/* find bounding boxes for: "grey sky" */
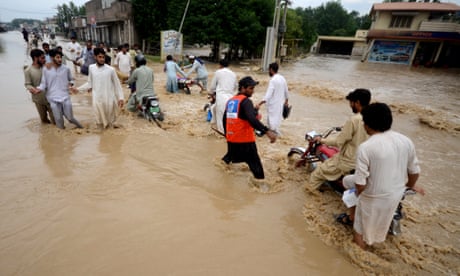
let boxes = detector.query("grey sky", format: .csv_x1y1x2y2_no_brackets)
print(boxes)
292,0,460,15
0,0,87,22
1,0,459,22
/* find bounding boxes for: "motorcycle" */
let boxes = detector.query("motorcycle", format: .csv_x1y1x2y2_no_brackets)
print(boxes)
140,96,164,127
288,126,344,191
177,77,196,94
288,126,416,235
390,188,416,235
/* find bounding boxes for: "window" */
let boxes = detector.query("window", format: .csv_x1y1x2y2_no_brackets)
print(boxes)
389,16,413,28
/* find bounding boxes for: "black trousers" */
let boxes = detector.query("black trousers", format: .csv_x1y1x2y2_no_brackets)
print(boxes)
222,142,265,179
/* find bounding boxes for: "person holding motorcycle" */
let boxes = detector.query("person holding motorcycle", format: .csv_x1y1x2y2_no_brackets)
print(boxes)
183,55,208,92
222,76,277,180
126,54,155,112
307,88,371,190
338,103,424,249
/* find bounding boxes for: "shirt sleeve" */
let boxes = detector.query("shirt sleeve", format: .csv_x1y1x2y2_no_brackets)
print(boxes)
322,118,354,148
240,98,269,134
24,68,33,90
114,53,119,66
210,73,218,92
175,64,186,77
185,62,198,77
353,145,370,186
127,69,137,85
284,80,289,100
37,70,47,91
407,140,421,175
111,68,124,100
263,79,275,102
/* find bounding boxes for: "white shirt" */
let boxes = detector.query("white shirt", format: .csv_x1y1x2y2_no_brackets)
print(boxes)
87,63,124,127
210,67,237,133
210,67,237,94
354,130,420,245
66,41,82,61
262,73,289,132
114,52,131,75
355,130,420,195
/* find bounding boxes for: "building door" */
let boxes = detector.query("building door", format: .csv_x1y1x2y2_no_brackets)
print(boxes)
413,42,440,67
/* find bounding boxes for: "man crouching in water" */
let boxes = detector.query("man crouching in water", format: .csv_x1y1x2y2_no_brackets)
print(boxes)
222,76,277,179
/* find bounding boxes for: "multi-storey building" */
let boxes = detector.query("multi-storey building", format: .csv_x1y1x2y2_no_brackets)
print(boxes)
75,0,137,47
365,2,460,67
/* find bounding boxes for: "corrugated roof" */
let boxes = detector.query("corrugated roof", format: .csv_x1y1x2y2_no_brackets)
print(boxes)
371,2,460,14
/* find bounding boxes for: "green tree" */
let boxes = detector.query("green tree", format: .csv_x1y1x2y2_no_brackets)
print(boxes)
132,0,168,45
355,14,372,29
294,7,317,50
284,9,303,40
55,1,85,36
313,1,356,36
11,19,40,29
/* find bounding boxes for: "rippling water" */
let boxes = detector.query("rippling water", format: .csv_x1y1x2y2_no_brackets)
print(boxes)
0,31,458,275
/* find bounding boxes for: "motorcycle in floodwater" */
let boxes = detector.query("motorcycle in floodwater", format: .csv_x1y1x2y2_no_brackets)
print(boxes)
287,126,416,235
140,96,164,128
177,77,197,94
288,126,345,192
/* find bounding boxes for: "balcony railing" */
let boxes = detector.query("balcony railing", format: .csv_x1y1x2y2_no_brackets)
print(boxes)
419,20,460,32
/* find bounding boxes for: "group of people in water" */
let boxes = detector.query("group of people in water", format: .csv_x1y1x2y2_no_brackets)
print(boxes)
22,33,425,251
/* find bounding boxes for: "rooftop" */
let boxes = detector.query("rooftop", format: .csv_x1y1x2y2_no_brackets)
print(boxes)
370,2,460,14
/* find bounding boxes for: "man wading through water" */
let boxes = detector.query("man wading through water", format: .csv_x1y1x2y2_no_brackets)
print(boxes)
222,76,277,180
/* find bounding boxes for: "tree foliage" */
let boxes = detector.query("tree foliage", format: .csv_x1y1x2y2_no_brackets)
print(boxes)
55,1,85,35
130,0,372,58
11,19,41,29
132,0,273,60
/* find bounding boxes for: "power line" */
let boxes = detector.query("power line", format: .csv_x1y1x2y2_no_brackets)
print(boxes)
0,6,56,15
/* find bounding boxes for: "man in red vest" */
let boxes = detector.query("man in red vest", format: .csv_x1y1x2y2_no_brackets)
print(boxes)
222,76,277,179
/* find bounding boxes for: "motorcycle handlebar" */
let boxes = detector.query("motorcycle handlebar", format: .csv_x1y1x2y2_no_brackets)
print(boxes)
305,127,342,141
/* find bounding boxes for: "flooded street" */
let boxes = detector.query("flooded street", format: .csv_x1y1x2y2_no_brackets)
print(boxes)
0,31,459,275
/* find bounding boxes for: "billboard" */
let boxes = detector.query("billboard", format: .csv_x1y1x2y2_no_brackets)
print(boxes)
368,40,415,65
160,30,182,61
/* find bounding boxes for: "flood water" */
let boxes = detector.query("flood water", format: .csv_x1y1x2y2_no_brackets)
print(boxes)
0,31,459,275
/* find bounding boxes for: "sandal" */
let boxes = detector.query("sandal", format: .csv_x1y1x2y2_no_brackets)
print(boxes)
335,213,353,226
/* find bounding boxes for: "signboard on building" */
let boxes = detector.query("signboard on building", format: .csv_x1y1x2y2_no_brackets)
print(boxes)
160,30,182,61
90,16,96,28
368,40,415,65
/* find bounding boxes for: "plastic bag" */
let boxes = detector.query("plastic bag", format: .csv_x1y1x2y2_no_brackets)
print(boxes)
282,104,292,119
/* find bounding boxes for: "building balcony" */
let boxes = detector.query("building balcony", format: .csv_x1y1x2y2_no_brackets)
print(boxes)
419,20,460,32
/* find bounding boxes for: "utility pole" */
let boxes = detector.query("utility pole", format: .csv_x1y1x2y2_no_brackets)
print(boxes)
278,0,290,62
272,0,282,61
262,0,282,71
179,0,191,34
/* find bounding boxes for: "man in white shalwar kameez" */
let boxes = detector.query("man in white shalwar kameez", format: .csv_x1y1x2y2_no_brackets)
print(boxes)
340,103,424,249
256,62,289,135
210,59,237,134
83,48,124,129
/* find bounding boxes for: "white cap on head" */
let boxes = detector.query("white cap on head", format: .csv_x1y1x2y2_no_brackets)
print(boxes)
189,55,195,59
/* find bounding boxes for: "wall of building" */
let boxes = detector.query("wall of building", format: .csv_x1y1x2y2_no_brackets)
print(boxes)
372,11,430,30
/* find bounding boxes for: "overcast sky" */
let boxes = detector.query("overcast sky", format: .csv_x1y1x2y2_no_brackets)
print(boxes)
1,0,460,22
292,0,460,15
0,0,88,22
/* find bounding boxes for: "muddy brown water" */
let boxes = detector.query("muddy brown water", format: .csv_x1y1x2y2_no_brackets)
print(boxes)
1,31,459,275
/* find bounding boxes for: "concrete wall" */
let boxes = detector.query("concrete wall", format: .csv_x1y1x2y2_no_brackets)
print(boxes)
84,0,137,47
372,11,430,30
